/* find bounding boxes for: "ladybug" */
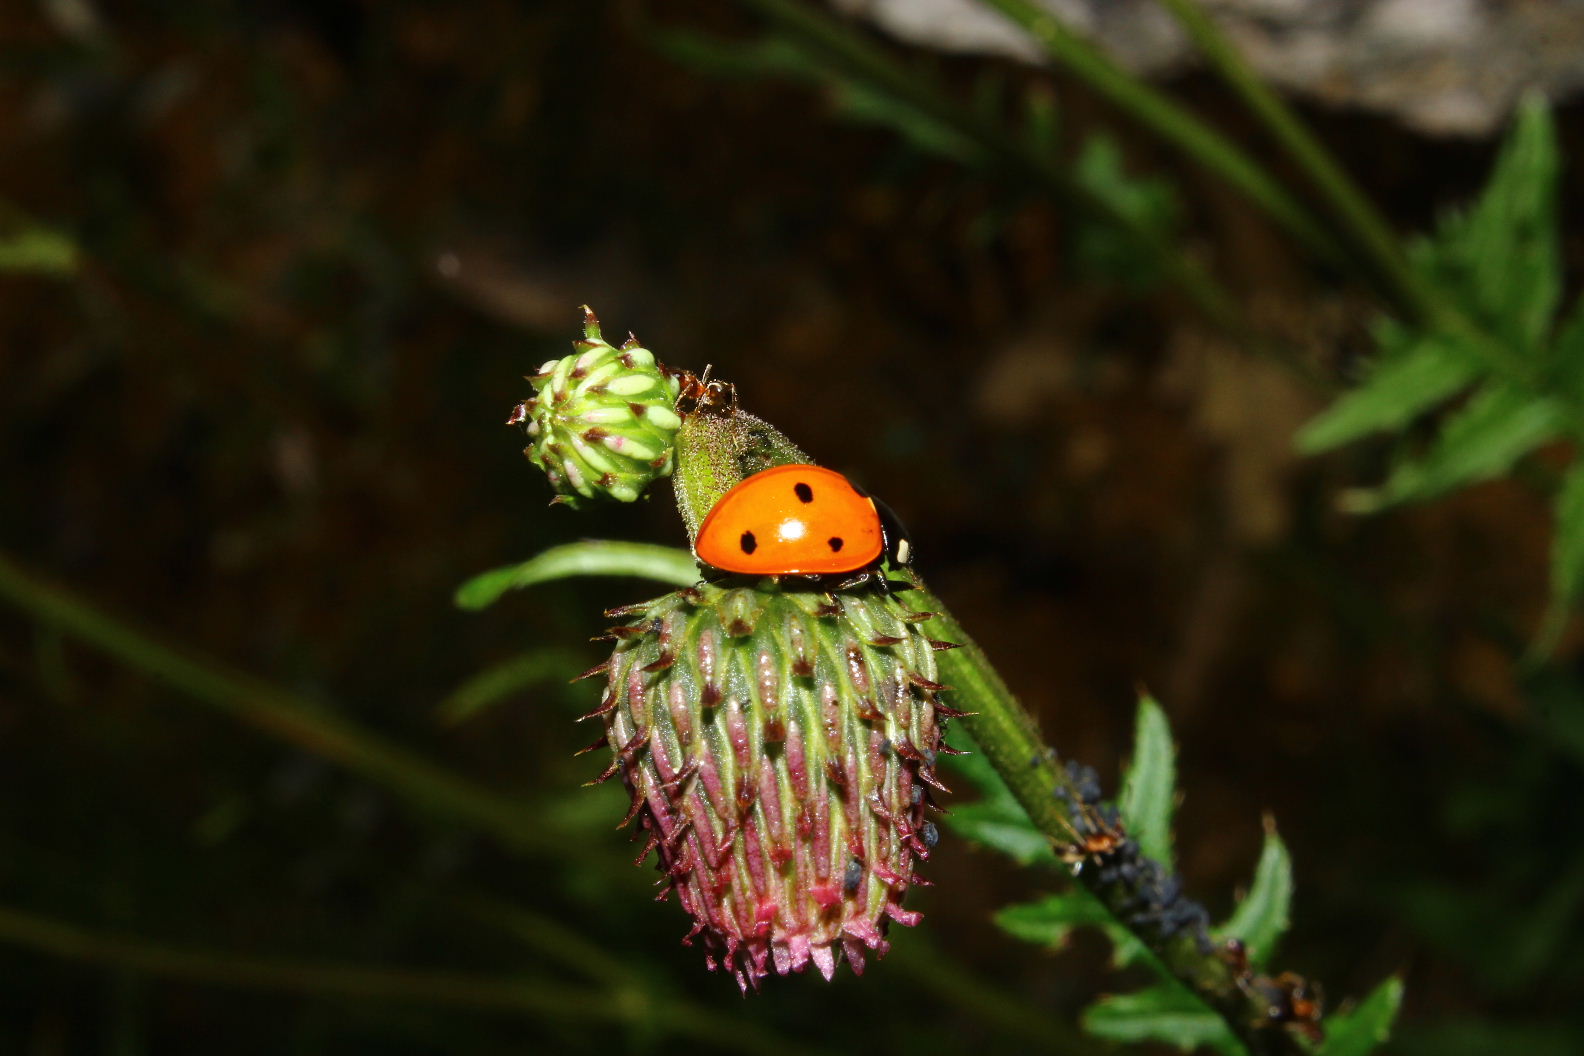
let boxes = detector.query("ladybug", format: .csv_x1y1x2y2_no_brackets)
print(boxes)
695,463,912,579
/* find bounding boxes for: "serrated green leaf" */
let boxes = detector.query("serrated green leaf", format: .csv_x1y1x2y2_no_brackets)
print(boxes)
1319,976,1404,1056
949,801,1057,866
1432,96,1560,351
1345,383,1564,512
1297,330,1478,454
1120,694,1175,864
455,542,699,610
1215,826,1292,967
1083,985,1237,1053
996,887,1150,966
995,891,1110,948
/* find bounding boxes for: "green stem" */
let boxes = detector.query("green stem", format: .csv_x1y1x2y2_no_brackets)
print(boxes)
975,0,1345,271
902,582,1314,1056
0,903,821,1056
0,549,550,854
734,0,1247,333
1149,0,1439,325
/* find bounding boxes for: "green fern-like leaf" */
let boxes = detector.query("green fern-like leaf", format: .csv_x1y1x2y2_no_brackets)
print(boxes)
1319,976,1404,1056
1215,826,1293,968
1303,98,1570,483
1425,96,1560,352
1297,326,1479,454
1299,98,1584,647
994,891,1109,949
944,728,1059,866
1343,383,1565,513
1082,985,1235,1053
1120,695,1177,864
996,889,1149,967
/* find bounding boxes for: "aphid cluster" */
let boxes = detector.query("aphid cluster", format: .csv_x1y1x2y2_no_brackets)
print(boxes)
1056,761,1212,948
1058,762,1325,1042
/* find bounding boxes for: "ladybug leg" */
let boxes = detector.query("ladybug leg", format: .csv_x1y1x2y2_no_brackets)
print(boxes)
833,570,874,593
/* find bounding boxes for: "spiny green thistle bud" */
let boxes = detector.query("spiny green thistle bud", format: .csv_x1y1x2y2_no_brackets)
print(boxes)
579,579,961,990
509,307,681,507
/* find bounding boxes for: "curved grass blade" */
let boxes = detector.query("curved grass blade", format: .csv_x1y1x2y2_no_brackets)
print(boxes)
456,542,699,611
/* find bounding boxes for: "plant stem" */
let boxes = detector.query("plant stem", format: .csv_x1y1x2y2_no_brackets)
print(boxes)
975,0,1345,270
0,903,824,1056
734,0,1247,333
1149,0,1438,325
0,549,550,854
902,582,1315,1056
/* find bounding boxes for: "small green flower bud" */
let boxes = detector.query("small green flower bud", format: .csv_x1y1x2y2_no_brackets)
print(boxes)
581,579,956,990
511,307,682,507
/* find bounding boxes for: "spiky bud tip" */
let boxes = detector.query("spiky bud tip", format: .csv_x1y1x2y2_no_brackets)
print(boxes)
512,307,682,508
587,579,952,991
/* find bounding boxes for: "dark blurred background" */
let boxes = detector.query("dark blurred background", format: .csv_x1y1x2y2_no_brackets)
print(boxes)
3,1,1583,1053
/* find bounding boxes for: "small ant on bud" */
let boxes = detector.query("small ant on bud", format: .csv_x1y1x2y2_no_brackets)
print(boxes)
670,365,737,417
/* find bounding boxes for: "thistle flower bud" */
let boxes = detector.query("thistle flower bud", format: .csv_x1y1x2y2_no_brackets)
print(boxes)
511,307,681,507
582,579,958,990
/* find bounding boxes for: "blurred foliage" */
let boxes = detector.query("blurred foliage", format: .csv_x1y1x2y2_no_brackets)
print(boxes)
3,0,1584,1053
1300,100,1584,650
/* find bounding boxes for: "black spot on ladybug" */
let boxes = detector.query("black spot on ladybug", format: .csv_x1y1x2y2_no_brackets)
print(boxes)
794,482,814,503
740,531,758,555
828,536,844,552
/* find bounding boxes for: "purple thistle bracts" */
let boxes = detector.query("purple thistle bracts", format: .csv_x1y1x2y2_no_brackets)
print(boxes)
586,580,954,991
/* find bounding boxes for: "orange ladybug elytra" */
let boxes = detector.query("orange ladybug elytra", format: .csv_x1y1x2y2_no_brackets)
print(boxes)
696,464,907,576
